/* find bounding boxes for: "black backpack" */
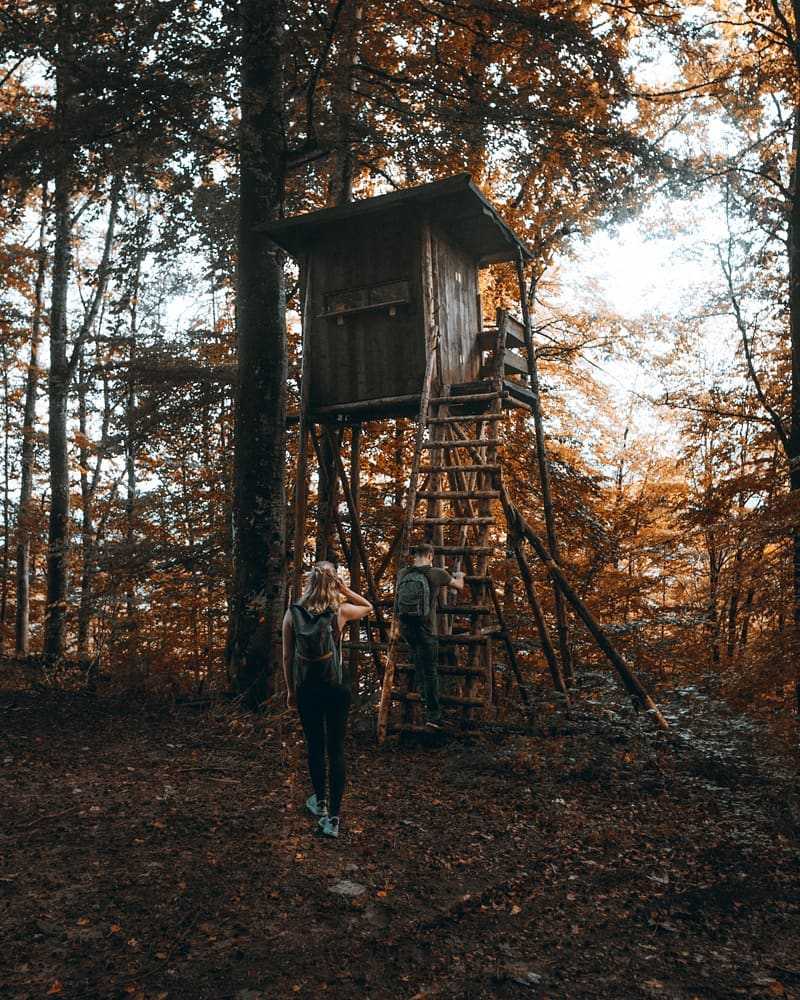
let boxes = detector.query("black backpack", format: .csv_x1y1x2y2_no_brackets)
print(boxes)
396,568,431,619
290,604,342,686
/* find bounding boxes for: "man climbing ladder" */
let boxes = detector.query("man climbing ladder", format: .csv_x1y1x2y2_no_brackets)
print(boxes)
395,542,465,728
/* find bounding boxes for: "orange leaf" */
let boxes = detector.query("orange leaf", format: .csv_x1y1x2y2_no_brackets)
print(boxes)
47,982,63,996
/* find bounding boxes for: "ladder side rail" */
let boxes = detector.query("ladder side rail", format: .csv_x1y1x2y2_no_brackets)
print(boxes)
309,425,351,566
443,419,496,719
450,414,569,703
325,427,389,640
473,318,509,714
444,423,485,709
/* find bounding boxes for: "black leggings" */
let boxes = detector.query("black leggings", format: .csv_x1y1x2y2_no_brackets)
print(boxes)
296,683,351,817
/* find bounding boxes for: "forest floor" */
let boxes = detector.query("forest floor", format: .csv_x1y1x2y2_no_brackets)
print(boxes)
1,676,799,1000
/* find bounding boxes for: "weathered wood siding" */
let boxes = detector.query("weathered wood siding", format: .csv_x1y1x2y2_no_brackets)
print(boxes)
432,226,481,386
306,210,426,410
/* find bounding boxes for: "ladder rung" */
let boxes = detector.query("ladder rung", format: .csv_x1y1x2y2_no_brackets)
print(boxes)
422,438,500,449
413,516,494,525
429,391,506,405
427,414,504,425
396,663,486,676
433,545,495,556
439,605,491,615
341,640,392,650
417,491,500,500
419,464,501,474
438,633,490,645
390,690,485,708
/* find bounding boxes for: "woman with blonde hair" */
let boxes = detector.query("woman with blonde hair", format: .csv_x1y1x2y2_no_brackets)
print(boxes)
282,561,372,838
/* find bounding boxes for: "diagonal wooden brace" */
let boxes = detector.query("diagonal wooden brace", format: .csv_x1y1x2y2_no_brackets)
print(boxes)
499,484,668,730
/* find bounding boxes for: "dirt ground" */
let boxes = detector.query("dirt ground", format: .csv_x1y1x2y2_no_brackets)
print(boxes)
1,680,799,1000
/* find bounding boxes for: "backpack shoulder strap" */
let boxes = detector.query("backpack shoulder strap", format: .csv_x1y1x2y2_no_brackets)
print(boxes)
289,602,309,626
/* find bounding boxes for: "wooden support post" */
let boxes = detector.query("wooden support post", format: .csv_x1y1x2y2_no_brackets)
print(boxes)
515,253,574,684
309,425,351,566
349,423,362,693
291,423,311,602
325,426,388,643
400,221,440,554
315,422,340,561
291,258,314,602
502,493,669,730
487,579,536,721
374,521,404,588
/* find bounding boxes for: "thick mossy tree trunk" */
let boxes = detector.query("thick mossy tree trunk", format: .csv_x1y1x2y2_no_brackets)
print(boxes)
229,0,287,708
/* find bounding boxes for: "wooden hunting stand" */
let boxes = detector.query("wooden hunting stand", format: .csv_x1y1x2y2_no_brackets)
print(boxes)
264,174,668,737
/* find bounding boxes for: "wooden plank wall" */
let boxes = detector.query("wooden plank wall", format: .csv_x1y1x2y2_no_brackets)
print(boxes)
431,224,481,386
306,210,427,410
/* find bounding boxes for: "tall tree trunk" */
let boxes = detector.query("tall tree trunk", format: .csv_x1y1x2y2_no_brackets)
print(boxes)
0,343,11,650
125,231,144,633
739,580,757,651
45,161,120,659
788,104,800,712
228,0,287,708
328,0,361,205
705,529,721,666
76,352,93,659
44,7,74,659
15,182,48,655
725,545,743,663
348,423,362,694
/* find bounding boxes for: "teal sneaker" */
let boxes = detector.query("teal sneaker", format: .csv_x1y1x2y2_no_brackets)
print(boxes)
306,794,328,818
319,815,340,838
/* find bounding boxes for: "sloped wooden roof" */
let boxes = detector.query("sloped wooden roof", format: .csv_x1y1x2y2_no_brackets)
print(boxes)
260,173,532,266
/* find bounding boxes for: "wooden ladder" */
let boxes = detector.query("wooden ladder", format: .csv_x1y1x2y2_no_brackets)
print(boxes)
376,315,517,739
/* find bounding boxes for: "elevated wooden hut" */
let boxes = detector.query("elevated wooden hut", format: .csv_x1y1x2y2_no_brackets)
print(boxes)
264,173,532,417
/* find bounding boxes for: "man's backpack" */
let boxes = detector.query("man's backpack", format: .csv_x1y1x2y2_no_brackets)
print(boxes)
290,604,342,687
396,568,431,619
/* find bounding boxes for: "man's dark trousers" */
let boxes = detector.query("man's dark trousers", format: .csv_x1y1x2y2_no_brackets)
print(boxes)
399,615,441,722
